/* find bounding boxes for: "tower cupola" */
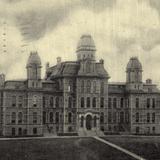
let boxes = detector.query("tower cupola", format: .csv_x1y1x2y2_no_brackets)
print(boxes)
26,51,42,88
76,34,96,61
126,57,143,90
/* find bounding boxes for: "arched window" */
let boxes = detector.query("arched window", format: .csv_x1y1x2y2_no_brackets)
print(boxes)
87,97,90,108
100,113,104,124
68,97,72,108
92,97,96,108
81,116,84,127
136,112,139,122
81,97,84,108
68,112,72,123
113,98,117,108
50,97,54,107
11,112,16,124
81,80,84,93
18,112,22,124
49,112,53,123
55,112,59,123
93,81,96,93
94,116,97,127
86,80,91,93
55,97,59,108
100,82,104,94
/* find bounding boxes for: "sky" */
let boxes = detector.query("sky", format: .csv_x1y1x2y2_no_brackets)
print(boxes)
0,0,160,85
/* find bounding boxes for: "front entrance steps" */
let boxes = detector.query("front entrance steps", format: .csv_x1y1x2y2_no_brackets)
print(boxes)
78,128,104,137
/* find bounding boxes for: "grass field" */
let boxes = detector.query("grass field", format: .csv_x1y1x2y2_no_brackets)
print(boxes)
0,137,136,160
103,136,160,160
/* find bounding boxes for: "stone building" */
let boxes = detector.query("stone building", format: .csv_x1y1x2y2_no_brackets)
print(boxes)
0,34,160,136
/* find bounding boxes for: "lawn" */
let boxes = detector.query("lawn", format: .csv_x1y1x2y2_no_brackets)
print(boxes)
0,137,136,160
103,136,160,160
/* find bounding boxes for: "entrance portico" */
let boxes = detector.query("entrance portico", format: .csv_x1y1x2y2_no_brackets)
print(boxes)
78,112,99,132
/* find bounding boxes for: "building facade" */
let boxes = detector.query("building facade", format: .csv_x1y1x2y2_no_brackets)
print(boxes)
0,35,160,137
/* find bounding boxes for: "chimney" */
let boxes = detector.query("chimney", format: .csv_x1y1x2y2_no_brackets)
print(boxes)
99,59,104,64
146,79,152,84
57,57,61,64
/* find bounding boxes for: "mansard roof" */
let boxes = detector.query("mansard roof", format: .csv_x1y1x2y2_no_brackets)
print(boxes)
46,60,109,80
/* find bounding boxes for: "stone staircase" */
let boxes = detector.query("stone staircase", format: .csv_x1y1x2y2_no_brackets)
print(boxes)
43,125,57,137
78,128,104,137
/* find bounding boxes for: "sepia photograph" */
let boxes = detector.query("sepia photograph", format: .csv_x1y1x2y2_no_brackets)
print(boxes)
0,0,160,159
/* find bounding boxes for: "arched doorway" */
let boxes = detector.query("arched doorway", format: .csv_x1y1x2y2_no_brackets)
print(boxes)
86,115,92,130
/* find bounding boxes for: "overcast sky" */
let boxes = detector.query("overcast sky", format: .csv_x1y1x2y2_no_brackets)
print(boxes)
0,0,160,85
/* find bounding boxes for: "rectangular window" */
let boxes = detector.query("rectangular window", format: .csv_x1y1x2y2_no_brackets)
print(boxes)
33,128,37,135
33,96,37,107
152,98,155,108
12,96,16,107
147,98,150,108
136,127,139,134
113,112,116,123
108,98,112,109
12,128,16,136
147,113,150,123
125,112,129,123
108,112,112,123
100,97,104,108
152,127,155,133
43,96,46,108
18,96,23,107
113,98,117,108
152,113,155,123
120,112,124,123
136,98,139,108
136,112,139,123
18,112,22,124
11,112,16,124
87,97,90,108
50,97,54,107
120,98,124,108
33,112,37,124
